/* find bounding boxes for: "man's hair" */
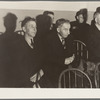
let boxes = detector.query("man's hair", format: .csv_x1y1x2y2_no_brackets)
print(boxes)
43,11,54,16
21,17,36,28
56,18,70,28
94,11,100,19
96,7,100,13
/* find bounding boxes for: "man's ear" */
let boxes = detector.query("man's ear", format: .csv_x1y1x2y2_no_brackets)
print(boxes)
57,27,60,33
76,16,79,20
22,26,26,33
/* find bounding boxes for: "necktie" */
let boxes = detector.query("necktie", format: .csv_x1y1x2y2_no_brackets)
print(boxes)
62,38,66,49
31,39,34,48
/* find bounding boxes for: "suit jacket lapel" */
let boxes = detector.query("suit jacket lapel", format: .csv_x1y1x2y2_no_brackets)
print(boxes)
54,33,64,55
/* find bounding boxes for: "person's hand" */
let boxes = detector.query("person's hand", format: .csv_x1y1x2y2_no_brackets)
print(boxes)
64,54,75,65
30,69,44,82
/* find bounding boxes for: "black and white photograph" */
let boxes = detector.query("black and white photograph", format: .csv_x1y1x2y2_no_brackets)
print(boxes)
0,0,100,88
1,1,100,96
1,0,100,98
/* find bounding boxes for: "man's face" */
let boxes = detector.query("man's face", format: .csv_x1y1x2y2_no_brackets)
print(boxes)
24,21,37,38
77,14,84,23
57,23,71,38
48,14,54,24
95,13,100,25
48,14,54,30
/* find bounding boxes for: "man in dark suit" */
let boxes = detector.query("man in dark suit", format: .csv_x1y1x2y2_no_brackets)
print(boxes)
87,12,100,63
0,17,43,87
44,18,75,88
87,12,100,87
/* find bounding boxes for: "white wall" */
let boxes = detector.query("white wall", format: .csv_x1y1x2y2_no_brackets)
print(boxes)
0,1,100,11
0,1,99,32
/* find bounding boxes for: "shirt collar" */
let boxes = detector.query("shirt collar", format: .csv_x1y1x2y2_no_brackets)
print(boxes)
25,36,34,49
58,33,64,42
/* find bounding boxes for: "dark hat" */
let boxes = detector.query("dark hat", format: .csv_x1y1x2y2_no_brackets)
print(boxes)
75,8,88,22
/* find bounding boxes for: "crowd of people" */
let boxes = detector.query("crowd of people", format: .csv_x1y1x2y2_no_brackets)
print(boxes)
0,7,100,88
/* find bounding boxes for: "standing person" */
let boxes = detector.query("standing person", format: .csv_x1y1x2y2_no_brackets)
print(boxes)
35,14,52,60
87,12,100,63
36,14,52,39
87,12,100,87
71,8,90,44
91,7,100,26
35,15,53,87
43,11,55,31
0,13,20,87
15,17,44,87
0,17,43,87
44,18,75,88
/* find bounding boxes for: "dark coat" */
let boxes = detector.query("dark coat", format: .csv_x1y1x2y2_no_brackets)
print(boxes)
71,21,90,44
87,24,100,63
0,33,22,87
0,34,42,87
43,32,74,87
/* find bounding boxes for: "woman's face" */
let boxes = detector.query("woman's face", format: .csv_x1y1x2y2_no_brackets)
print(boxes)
77,14,84,23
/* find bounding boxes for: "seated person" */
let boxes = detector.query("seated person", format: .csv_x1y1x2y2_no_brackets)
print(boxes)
71,8,90,44
43,18,75,88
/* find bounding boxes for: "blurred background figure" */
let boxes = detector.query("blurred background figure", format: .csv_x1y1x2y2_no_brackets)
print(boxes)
91,7,100,26
35,14,52,52
3,13,17,34
0,13,18,65
71,8,90,44
0,13,19,87
35,15,52,84
87,11,100,63
36,14,52,38
0,12,19,43
87,9,100,87
43,11,55,31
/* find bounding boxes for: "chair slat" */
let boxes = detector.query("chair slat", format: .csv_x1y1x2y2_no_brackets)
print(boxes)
58,68,92,88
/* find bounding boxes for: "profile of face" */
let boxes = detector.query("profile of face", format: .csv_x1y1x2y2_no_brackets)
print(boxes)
48,14,54,24
57,23,71,38
95,13,100,25
77,14,84,23
47,14,54,30
23,21,37,38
